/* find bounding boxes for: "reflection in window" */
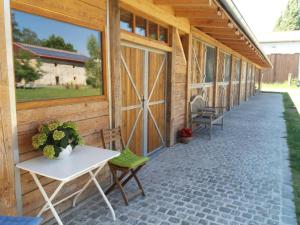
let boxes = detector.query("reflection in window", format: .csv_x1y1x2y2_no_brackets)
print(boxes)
120,9,133,32
247,64,252,81
224,54,231,82
204,45,216,83
135,16,146,36
159,26,168,43
149,22,158,40
236,59,241,81
12,10,103,103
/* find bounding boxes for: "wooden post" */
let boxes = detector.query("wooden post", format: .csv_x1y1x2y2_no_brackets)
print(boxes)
227,55,233,110
0,0,20,215
109,0,121,128
245,63,248,101
288,73,292,87
181,33,192,127
238,59,243,105
213,48,219,107
258,69,262,91
166,27,175,146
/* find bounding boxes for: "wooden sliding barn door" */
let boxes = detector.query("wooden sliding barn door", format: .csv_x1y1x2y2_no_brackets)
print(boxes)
120,44,167,156
147,52,167,154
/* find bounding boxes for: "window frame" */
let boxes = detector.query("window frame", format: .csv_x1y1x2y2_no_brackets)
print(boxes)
120,8,170,45
11,8,108,110
223,53,231,82
235,58,241,82
203,43,216,84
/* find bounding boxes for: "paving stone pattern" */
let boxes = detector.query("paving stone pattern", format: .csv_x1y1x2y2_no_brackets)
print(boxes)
48,93,297,225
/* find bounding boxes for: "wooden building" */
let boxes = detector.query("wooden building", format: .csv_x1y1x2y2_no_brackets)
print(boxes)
0,0,271,220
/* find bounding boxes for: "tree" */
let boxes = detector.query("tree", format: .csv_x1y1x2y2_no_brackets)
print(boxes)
14,50,44,84
41,35,76,52
274,0,300,31
12,13,22,42
19,28,42,45
84,35,102,89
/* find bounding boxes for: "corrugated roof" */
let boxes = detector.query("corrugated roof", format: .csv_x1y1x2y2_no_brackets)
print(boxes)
257,31,300,43
14,42,90,63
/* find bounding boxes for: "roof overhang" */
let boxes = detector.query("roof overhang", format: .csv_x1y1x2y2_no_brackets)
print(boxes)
153,0,272,68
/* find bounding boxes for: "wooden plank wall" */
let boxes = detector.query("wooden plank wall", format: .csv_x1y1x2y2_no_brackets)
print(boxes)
10,0,110,221
190,38,214,107
215,51,230,110
169,29,188,145
240,61,247,102
230,57,240,107
262,53,299,83
0,0,17,215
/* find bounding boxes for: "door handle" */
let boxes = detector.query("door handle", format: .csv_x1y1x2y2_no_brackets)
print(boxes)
141,95,145,108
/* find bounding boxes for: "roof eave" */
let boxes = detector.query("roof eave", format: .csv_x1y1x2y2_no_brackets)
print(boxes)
217,0,272,68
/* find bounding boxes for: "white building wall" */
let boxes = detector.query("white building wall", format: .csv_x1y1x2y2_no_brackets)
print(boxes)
260,41,300,54
35,61,87,86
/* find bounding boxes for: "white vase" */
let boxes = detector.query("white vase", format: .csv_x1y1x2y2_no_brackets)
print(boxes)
57,144,73,159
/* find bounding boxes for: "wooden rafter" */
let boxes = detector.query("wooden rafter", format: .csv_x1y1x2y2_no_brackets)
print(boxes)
190,18,230,27
152,0,270,67
175,8,221,18
154,0,212,6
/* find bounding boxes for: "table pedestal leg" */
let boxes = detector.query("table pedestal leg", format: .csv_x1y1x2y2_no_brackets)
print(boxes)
30,172,65,225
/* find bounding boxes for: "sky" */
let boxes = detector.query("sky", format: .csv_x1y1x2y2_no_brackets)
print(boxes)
232,0,289,37
13,10,101,56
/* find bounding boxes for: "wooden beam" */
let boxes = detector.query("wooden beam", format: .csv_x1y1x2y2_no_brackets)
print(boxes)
166,27,176,146
213,48,219,107
154,0,212,6
0,0,18,215
190,18,230,27
120,31,172,52
175,8,221,18
109,0,121,128
198,27,236,35
227,55,234,110
181,33,193,127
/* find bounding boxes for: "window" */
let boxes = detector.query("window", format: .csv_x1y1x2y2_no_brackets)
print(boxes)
159,26,168,42
135,16,146,36
12,10,104,103
120,9,133,32
236,59,241,81
120,8,169,44
224,54,231,82
204,45,216,83
149,22,158,40
247,64,252,80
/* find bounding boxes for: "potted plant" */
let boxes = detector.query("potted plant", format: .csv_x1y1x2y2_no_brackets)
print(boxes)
178,128,193,144
32,120,83,159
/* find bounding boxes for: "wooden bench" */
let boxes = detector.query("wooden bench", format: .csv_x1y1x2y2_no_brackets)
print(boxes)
190,95,225,140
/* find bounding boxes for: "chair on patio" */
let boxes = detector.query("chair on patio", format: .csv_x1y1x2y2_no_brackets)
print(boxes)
190,95,225,140
101,127,149,205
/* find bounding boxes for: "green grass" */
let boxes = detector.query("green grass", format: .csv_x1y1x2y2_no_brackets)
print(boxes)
16,86,101,102
283,93,300,223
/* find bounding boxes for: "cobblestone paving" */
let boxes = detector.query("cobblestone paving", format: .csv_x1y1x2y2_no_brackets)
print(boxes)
51,93,297,225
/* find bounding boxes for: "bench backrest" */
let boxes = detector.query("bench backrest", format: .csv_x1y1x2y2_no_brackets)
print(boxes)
190,95,207,114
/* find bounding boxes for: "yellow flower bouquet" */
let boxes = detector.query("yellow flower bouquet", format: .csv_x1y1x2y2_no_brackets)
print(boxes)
32,120,84,159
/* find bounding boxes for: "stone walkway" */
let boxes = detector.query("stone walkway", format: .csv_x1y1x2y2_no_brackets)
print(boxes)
50,93,297,225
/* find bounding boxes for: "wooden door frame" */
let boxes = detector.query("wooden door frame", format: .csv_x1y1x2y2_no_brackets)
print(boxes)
0,0,22,215
120,41,168,155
